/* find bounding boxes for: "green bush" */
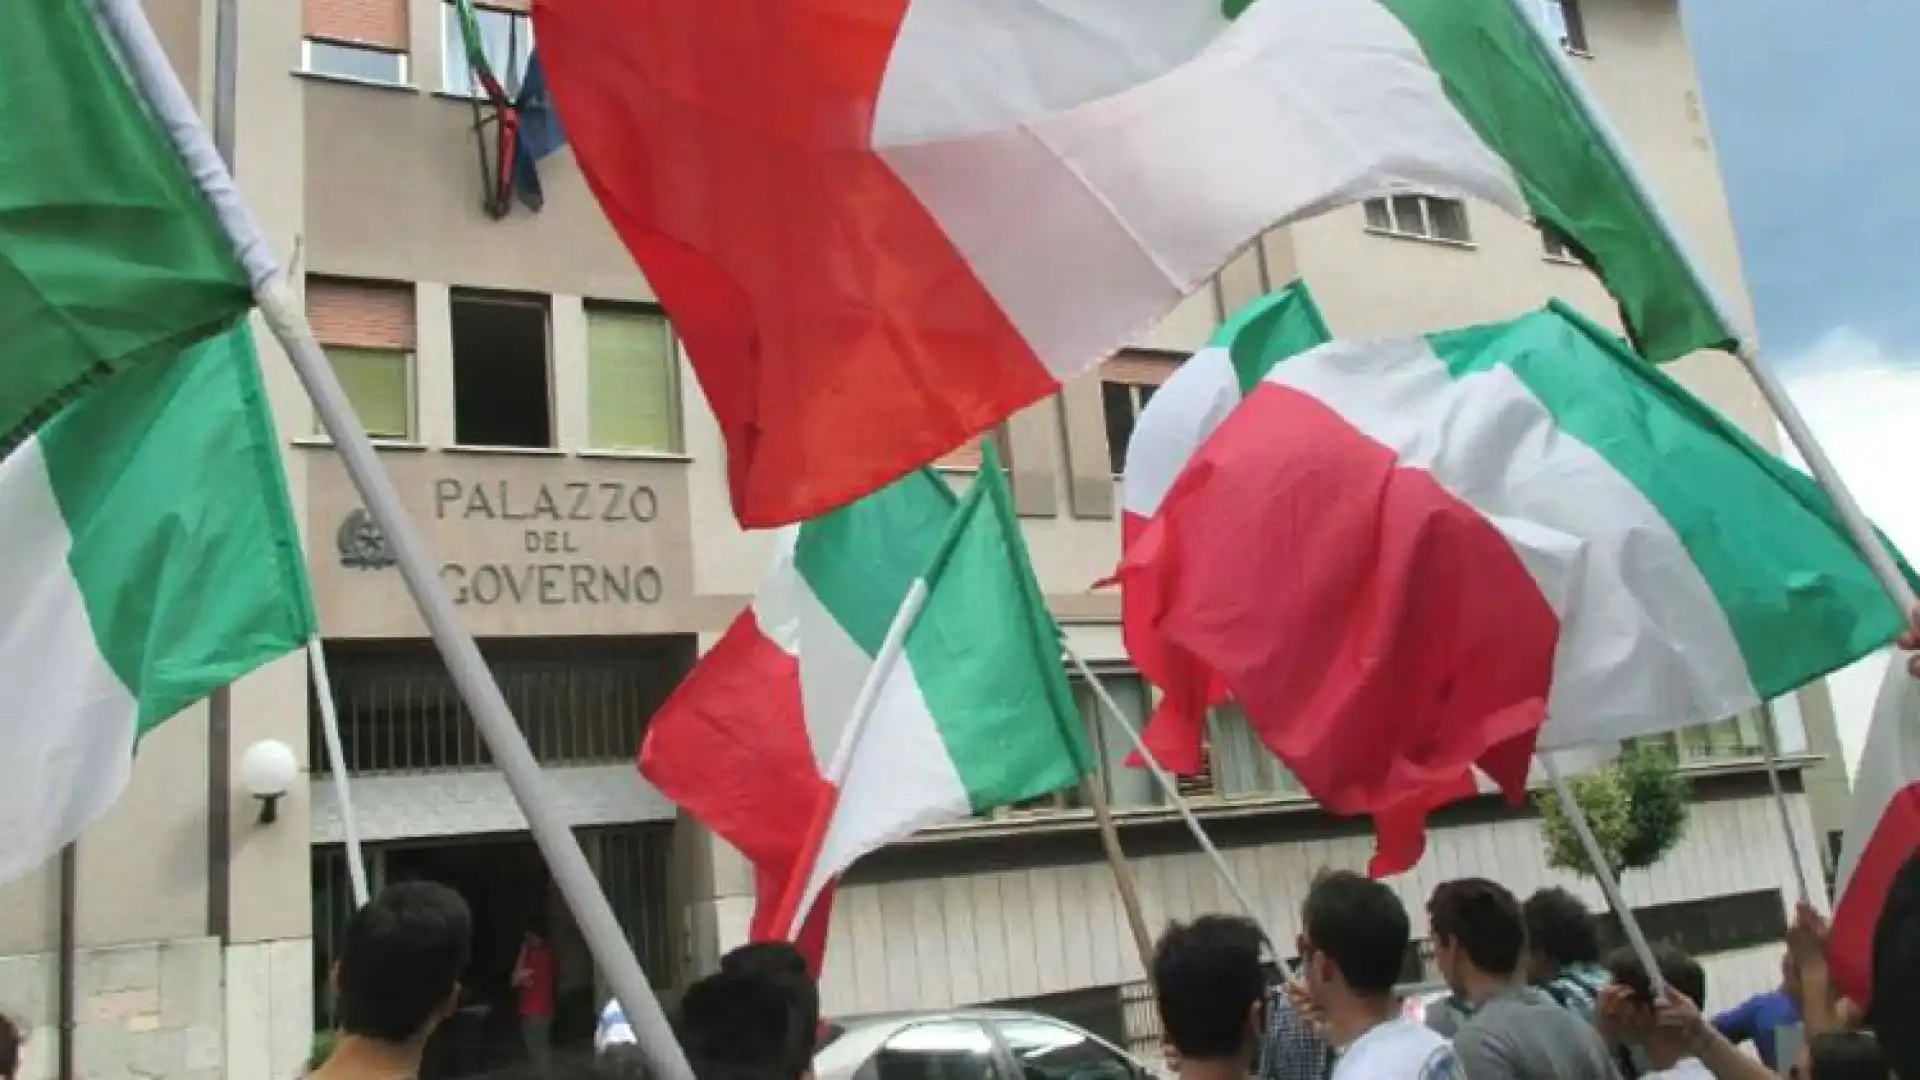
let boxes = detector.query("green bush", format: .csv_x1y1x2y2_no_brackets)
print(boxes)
1537,744,1690,888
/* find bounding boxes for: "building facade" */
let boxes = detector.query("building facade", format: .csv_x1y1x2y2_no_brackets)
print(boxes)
0,0,1851,1077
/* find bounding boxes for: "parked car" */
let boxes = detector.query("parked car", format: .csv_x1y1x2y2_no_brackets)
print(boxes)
814,1010,1168,1080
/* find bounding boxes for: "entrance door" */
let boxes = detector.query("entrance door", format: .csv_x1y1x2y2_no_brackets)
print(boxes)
384,836,584,1079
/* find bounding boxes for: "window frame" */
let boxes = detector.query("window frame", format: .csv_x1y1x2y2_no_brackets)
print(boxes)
448,289,557,451
300,37,411,86
1540,0,1591,56
439,0,536,98
583,303,687,456
1361,195,1474,247
1100,350,1180,477
1539,224,1582,266
316,344,418,442
987,668,1307,821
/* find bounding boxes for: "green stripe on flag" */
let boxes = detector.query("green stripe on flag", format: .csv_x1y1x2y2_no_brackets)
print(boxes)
39,324,316,733
793,468,957,657
1212,281,1333,394
907,443,1090,807
1427,303,1915,698
1377,0,1735,364
0,0,252,454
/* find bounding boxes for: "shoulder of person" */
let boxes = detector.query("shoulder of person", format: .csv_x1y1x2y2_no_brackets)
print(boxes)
1417,1039,1460,1080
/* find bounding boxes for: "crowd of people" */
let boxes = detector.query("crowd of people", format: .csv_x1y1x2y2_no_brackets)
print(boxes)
1161,868,1917,1080
281,846,1919,1080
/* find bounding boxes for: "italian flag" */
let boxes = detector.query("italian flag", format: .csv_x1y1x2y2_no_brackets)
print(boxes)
1830,660,1920,1010
1119,303,1909,868
641,448,1089,964
536,0,1732,528
0,0,253,454
0,326,316,884
1115,282,1331,773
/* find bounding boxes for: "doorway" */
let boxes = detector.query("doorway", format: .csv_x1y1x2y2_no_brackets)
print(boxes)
383,836,593,1078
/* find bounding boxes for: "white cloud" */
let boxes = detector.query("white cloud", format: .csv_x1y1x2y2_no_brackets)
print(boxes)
1774,327,1920,776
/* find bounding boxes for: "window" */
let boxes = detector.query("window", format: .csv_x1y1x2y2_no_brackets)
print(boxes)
1536,0,1590,54
872,1021,999,1080
1637,711,1768,763
451,290,553,448
1363,196,1472,244
996,673,1304,819
1541,224,1580,263
1101,351,1179,474
303,0,410,84
1206,704,1305,800
994,1018,1139,1080
307,278,416,440
302,40,409,84
443,1,536,97
586,306,682,453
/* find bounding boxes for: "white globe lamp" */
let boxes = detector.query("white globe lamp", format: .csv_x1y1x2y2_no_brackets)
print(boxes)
240,738,300,824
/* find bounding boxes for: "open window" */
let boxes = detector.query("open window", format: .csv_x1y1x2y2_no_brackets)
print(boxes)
1101,351,1180,475
302,0,410,85
451,290,552,448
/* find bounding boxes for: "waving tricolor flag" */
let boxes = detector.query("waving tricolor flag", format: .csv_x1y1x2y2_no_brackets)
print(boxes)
536,0,1734,527
1120,303,1910,872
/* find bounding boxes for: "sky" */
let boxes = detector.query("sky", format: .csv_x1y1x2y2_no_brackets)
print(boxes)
1684,0,1920,771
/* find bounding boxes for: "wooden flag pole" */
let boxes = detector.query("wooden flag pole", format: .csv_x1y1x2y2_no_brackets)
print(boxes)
1081,764,1159,978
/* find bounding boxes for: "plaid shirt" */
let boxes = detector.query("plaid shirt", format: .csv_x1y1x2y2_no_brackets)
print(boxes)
1257,987,1331,1080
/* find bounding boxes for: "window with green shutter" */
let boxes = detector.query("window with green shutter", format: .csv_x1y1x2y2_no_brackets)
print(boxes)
323,346,412,440
586,306,681,453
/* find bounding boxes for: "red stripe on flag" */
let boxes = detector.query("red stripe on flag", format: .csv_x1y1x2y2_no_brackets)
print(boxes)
1118,511,1232,776
1832,783,1920,1007
533,0,1056,527
1118,383,1553,870
639,613,841,955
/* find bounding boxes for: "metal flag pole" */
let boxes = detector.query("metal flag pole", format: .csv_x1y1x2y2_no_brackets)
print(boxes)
1063,648,1269,937
309,639,370,908
1757,700,1815,906
87,5,692,1078
1540,753,1666,994
1500,0,1916,619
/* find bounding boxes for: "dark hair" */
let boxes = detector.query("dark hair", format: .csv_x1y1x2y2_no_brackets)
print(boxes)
1523,888,1602,967
1302,872,1409,997
1809,1032,1893,1080
1151,916,1266,1060
721,942,820,1071
1427,879,1525,977
681,968,804,1080
336,881,473,1042
0,1012,20,1080
1606,945,1706,1012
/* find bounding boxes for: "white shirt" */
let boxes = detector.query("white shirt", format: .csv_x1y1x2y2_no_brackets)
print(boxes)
1332,1018,1456,1080
596,998,636,1052
1638,1059,1716,1080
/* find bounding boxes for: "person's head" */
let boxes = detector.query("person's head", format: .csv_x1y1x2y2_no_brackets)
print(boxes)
0,1012,21,1080
1522,887,1601,984
1606,945,1706,1065
680,968,810,1080
1808,1032,1895,1080
1300,872,1410,1008
333,881,473,1045
1149,915,1267,1066
720,942,821,1069
1427,879,1525,992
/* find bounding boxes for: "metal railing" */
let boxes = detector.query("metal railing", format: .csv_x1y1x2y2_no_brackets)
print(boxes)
309,637,695,775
